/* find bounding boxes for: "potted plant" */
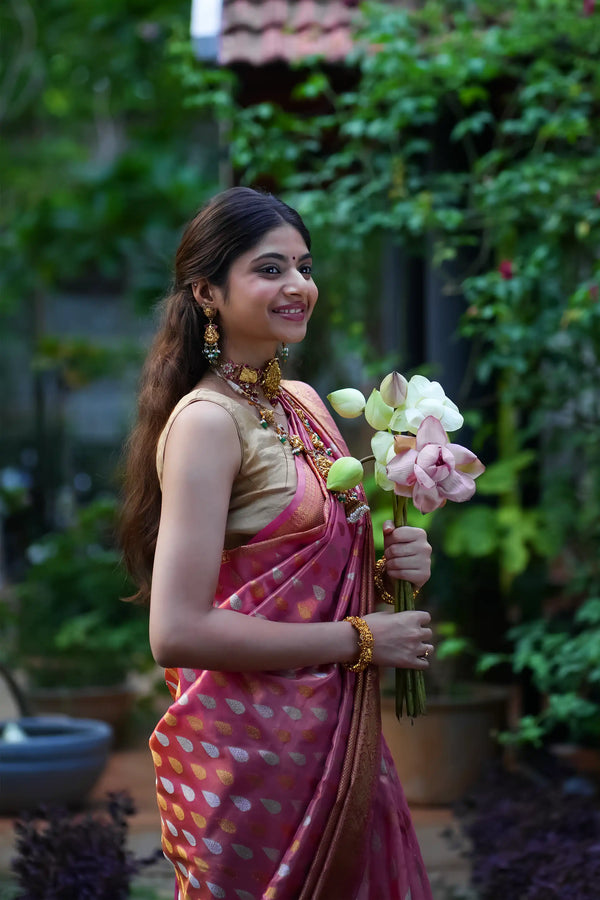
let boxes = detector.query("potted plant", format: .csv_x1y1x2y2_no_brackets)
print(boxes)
479,588,600,777
2,496,152,738
380,620,510,806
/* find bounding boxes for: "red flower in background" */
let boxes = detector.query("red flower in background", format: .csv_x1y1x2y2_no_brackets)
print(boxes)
499,259,513,280
583,0,595,16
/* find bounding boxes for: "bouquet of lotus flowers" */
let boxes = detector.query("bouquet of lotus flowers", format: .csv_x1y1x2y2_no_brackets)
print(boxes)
327,373,485,718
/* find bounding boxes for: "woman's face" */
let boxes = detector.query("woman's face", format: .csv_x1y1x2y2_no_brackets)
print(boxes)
199,223,318,367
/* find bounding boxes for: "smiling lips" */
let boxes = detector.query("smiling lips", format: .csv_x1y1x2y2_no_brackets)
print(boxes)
272,304,306,321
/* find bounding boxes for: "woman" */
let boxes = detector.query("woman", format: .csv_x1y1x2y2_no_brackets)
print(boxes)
121,187,434,900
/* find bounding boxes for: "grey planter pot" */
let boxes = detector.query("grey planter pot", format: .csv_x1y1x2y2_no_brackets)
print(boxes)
0,716,113,814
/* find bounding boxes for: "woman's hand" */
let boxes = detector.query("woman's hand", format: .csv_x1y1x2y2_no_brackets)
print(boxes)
364,609,433,670
382,520,431,589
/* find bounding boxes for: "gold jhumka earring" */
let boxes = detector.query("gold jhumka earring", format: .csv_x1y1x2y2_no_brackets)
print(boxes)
202,306,220,362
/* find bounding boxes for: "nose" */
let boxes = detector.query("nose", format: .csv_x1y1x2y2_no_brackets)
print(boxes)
283,268,307,297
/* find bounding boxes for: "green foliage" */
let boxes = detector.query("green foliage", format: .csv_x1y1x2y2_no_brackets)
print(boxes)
172,0,600,743
174,0,600,552
33,335,144,388
479,596,600,746
1,1,217,300
4,497,150,688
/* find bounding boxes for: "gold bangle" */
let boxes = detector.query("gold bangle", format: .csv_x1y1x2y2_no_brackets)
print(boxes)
343,616,374,673
374,557,422,605
373,556,395,606
374,557,395,605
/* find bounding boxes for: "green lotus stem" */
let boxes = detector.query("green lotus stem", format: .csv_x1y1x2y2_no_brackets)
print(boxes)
393,493,427,719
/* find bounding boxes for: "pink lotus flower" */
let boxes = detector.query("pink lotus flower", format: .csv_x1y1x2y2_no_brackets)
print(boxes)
386,416,485,513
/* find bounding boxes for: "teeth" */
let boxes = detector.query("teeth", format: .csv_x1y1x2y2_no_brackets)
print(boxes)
275,307,303,314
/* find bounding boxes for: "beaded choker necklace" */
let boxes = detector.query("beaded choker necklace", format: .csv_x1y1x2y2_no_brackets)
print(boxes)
214,369,369,524
219,357,281,405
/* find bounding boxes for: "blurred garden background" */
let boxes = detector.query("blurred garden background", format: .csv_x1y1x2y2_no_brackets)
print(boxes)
1,0,599,897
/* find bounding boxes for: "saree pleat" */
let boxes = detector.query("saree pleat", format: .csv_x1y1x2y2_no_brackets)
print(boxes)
150,381,432,900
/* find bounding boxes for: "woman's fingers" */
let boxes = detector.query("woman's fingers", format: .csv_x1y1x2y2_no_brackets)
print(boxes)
365,610,435,669
383,525,432,585
418,642,435,660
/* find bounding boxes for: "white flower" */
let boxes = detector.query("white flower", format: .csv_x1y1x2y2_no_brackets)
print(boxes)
389,375,463,434
327,388,366,418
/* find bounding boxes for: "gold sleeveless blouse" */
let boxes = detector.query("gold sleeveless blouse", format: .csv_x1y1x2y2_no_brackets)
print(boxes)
156,387,299,549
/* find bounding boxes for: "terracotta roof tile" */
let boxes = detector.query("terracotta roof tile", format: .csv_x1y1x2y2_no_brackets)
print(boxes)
220,0,362,65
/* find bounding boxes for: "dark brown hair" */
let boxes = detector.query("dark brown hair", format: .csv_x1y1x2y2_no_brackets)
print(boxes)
119,187,311,602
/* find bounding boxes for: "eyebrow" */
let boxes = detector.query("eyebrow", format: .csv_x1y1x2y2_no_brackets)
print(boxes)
251,252,312,263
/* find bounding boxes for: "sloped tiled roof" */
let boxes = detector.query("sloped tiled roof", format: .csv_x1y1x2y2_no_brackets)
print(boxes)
219,0,362,65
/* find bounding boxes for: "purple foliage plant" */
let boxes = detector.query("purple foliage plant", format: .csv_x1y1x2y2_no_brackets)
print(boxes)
11,792,160,900
455,755,600,900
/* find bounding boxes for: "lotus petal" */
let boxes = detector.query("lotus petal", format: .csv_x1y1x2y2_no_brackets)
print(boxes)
407,376,445,402
393,434,417,454
448,443,486,477
438,404,464,433
389,407,410,432
371,430,394,464
374,461,395,491
413,463,437,490
386,449,418,486
412,482,446,513
392,482,414,498
364,389,394,430
438,469,477,503
416,416,448,449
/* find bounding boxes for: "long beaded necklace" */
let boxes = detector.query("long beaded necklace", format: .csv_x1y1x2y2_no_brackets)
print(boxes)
213,367,369,524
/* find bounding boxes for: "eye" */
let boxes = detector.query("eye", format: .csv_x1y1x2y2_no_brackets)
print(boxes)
259,264,280,275
299,264,313,277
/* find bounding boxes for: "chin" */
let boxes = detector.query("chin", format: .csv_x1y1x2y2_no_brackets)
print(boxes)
281,325,308,345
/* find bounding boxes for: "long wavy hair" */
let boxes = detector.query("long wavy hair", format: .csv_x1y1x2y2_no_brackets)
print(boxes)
119,187,311,603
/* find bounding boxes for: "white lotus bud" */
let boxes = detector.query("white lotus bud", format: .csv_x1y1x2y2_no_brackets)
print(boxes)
327,388,367,418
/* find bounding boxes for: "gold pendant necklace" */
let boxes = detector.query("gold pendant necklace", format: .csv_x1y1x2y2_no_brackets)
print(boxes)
215,371,369,523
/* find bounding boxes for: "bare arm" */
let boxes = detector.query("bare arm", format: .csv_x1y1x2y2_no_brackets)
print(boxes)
149,402,433,672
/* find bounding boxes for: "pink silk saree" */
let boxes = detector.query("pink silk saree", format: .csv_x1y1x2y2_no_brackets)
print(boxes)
150,382,432,900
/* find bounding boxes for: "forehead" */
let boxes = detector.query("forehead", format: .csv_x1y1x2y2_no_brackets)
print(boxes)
241,223,310,262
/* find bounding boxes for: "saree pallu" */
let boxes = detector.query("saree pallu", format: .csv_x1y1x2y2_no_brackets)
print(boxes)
150,383,432,900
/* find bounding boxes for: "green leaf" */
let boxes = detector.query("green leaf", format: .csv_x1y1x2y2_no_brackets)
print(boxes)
476,453,537,495
443,506,498,558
